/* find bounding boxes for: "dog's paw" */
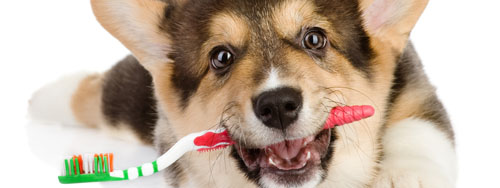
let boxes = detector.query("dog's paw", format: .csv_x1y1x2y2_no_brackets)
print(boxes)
371,162,454,188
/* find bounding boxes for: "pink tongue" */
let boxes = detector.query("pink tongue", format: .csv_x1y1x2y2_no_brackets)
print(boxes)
267,139,305,160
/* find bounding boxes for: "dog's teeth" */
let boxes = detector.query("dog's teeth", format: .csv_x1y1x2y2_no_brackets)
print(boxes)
300,161,307,168
269,157,276,166
306,151,311,160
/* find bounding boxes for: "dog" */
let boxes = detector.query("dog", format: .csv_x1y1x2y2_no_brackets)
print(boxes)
29,0,457,187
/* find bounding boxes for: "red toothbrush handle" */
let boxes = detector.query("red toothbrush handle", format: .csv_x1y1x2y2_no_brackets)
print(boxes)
323,105,375,129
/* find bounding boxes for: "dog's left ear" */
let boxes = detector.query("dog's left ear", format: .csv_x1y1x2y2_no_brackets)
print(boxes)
91,0,177,70
360,0,429,52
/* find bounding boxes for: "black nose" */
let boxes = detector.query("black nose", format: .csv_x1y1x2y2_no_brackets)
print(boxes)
252,87,303,130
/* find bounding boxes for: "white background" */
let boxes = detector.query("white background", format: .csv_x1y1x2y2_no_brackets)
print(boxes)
1,0,499,187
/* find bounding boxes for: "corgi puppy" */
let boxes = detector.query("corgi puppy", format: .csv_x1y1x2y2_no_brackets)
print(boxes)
30,0,457,187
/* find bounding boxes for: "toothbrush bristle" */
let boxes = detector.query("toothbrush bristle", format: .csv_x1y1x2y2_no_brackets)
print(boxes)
77,155,84,174
61,153,114,176
196,144,231,152
109,153,114,172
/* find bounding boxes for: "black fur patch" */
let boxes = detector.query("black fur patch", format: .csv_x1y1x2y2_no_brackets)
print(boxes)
319,129,336,181
314,0,374,77
101,56,158,144
388,55,408,106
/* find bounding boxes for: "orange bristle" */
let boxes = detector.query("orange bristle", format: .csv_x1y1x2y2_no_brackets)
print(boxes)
78,155,84,174
109,153,114,172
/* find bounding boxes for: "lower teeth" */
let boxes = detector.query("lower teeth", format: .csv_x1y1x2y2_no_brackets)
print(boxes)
269,157,276,166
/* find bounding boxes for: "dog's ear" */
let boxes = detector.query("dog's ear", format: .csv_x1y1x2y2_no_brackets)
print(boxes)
360,0,429,52
91,0,179,70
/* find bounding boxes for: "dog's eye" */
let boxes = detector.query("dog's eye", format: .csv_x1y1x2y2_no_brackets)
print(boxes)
302,28,327,50
211,49,234,70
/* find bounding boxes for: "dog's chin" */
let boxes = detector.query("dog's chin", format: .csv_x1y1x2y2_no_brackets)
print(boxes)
233,129,332,187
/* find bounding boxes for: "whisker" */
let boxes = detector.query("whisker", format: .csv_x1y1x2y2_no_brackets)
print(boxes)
321,90,375,174
320,85,382,115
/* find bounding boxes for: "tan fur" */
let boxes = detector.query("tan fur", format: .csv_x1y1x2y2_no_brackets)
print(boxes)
271,0,317,37
387,87,429,125
384,75,442,131
208,12,250,49
71,74,104,128
359,0,375,11
91,0,172,70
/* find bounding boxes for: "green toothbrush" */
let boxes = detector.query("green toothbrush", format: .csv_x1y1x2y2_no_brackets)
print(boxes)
58,128,234,184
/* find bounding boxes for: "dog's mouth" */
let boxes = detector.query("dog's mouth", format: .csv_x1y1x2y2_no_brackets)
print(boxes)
233,129,332,185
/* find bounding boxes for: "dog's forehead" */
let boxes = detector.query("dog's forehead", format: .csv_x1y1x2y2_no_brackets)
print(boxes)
169,0,357,48
206,0,323,40
207,12,249,48
271,0,321,38
168,0,365,44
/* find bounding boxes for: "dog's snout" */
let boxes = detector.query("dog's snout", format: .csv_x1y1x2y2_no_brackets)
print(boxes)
252,87,303,130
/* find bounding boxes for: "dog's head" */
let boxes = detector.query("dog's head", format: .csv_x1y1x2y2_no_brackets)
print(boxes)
92,0,427,187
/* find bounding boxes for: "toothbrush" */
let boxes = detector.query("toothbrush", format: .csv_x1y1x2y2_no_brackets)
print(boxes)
58,128,233,184
58,105,374,184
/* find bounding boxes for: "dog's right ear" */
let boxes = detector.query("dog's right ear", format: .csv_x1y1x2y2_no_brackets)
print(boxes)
91,0,181,70
360,0,429,52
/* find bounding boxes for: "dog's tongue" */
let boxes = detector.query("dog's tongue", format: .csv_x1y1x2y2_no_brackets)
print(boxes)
266,136,313,160
267,140,303,160
263,137,315,170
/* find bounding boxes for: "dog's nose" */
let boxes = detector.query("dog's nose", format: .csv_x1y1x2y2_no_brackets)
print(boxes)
252,87,303,130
